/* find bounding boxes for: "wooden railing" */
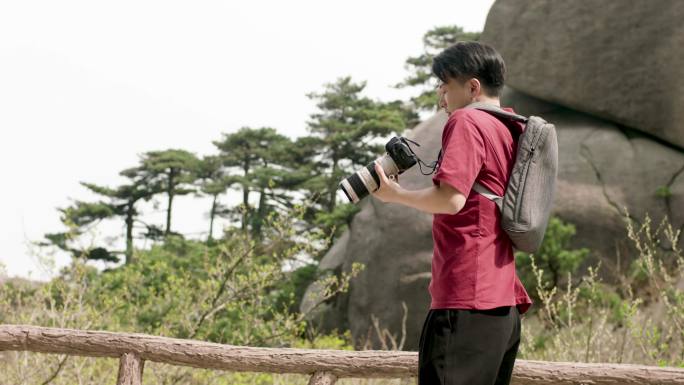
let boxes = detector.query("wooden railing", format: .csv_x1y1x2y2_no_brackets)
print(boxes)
2,325,684,384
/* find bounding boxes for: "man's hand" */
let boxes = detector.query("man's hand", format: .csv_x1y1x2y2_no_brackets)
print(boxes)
371,161,403,203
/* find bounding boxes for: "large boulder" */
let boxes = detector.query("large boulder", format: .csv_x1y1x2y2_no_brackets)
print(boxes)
480,0,684,149
301,87,684,351
502,88,684,264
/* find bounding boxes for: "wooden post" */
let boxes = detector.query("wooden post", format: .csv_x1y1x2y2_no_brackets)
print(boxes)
117,352,144,385
308,371,337,385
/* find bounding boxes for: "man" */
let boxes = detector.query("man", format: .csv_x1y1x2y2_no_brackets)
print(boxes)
371,41,532,385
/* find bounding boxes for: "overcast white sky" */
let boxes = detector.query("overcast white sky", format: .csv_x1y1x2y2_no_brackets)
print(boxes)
0,0,495,280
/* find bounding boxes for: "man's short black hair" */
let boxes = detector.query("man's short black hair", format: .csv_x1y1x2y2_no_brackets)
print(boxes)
432,41,506,97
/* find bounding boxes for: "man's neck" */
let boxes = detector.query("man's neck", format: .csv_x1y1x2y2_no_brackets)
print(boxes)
474,95,501,107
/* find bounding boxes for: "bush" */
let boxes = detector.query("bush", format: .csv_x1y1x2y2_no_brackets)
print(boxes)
518,210,684,367
0,203,365,384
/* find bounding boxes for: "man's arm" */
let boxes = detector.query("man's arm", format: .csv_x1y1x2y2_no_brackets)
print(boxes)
393,183,466,215
370,161,467,215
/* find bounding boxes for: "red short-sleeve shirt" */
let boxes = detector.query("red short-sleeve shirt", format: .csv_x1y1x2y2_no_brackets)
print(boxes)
430,107,533,315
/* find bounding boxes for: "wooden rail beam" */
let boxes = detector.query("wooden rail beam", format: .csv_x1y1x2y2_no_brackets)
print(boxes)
2,325,684,384
0,324,415,378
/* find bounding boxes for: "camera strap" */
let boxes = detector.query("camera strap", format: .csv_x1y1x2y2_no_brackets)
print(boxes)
401,137,441,175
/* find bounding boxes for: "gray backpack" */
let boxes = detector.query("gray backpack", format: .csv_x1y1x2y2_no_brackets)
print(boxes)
465,102,558,253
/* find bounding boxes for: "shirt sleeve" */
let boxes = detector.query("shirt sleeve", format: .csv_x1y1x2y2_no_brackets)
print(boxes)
431,115,486,198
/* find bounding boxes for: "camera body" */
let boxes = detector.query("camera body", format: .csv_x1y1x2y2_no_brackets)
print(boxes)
339,136,418,203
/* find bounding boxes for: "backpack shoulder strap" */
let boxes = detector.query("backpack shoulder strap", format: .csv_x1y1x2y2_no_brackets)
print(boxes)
464,102,524,210
472,182,503,211
465,102,529,123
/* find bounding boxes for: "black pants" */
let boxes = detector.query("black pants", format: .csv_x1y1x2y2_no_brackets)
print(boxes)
418,305,521,385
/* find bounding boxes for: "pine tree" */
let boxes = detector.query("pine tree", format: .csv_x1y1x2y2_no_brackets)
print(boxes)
302,76,414,243
194,154,243,243
80,172,157,264
213,127,295,238
39,200,119,263
135,149,201,237
395,25,481,113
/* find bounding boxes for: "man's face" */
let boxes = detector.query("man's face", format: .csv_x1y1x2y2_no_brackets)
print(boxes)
436,76,479,114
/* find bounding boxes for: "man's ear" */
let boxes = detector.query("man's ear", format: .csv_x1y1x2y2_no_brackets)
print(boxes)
469,78,481,96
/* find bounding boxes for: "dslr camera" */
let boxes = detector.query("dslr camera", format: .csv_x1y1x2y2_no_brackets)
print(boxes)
339,136,423,203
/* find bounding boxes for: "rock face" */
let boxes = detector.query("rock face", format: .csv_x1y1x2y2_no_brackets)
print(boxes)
479,0,684,149
503,87,684,258
301,87,684,351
